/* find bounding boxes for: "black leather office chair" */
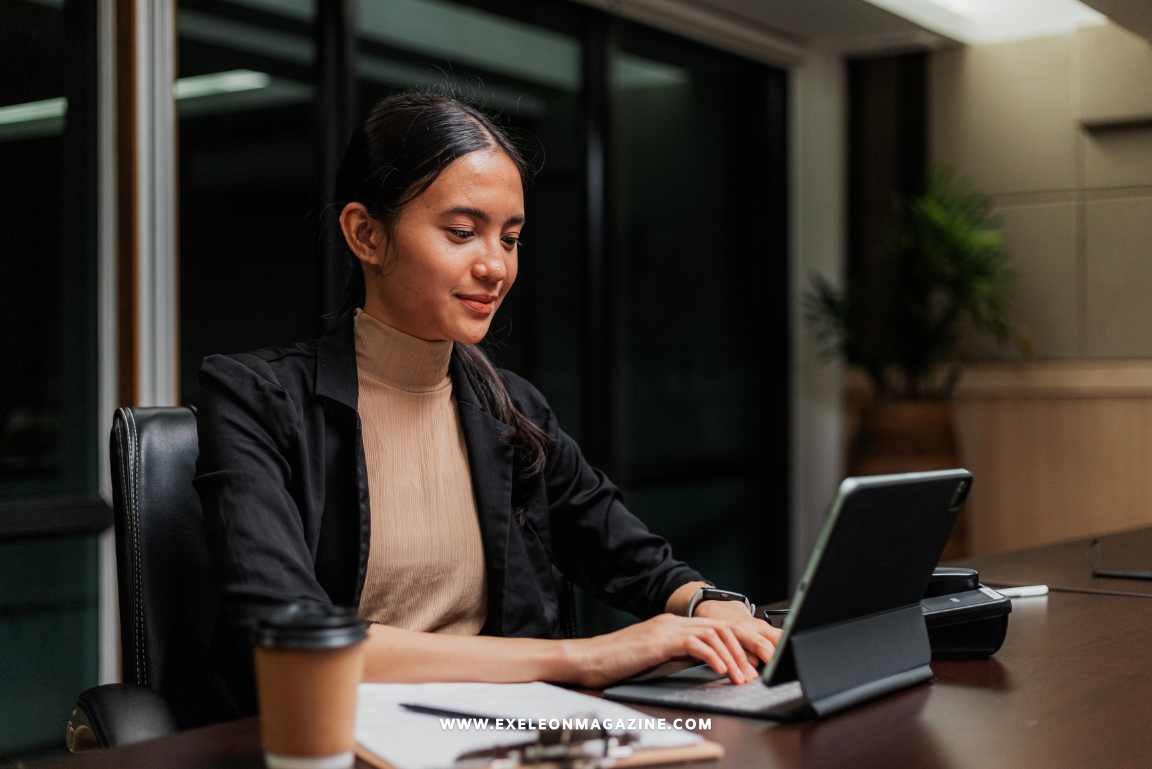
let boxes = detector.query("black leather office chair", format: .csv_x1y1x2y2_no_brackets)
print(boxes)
67,405,581,751
67,406,226,751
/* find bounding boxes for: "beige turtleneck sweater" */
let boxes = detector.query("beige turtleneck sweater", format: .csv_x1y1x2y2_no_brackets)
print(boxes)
353,308,488,635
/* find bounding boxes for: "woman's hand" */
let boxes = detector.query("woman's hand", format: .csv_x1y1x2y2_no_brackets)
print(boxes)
692,600,782,670
563,612,773,689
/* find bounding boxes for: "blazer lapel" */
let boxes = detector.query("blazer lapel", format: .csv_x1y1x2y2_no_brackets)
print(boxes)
313,312,372,607
315,312,359,411
450,349,514,636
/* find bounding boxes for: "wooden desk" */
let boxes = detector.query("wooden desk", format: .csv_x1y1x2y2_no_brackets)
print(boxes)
33,589,1152,769
959,525,1152,597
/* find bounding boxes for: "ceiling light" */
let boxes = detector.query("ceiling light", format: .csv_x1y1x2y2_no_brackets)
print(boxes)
173,69,270,99
0,69,271,140
866,0,1107,44
0,97,65,126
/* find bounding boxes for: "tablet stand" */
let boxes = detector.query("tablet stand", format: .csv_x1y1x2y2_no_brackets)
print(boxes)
770,603,933,719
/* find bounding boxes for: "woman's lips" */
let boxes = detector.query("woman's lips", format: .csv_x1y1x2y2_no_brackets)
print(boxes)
458,296,495,315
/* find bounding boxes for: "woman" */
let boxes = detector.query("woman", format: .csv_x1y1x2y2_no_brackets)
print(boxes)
195,92,781,716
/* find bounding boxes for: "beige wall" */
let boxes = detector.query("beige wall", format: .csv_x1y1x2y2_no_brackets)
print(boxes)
932,22,1152,360
931,24,1152,554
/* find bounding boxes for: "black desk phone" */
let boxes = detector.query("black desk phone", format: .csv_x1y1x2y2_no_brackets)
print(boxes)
920,566,1011,658
761,566,1011,659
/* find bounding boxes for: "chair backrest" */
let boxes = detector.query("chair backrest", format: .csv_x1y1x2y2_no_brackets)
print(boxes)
109,406,222,728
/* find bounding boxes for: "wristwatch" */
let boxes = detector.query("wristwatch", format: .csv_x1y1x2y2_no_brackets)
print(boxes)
686,585,755,618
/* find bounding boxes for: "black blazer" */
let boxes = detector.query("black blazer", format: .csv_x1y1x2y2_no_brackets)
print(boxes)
193,310,706,714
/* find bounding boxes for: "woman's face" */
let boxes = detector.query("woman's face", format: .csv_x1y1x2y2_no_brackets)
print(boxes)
354,147,524,345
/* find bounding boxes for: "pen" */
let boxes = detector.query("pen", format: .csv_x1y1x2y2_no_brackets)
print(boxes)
399,702,520,722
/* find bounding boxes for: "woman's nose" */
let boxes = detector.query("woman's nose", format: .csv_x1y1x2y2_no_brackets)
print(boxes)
472,257,507,282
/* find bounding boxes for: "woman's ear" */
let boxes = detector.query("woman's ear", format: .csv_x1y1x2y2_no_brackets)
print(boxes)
338,202,387,271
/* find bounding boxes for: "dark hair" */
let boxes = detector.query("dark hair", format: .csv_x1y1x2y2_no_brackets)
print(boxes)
329,91,550,475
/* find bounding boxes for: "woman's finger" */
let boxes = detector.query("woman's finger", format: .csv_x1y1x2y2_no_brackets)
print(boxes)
682,615,760,680
733,623,777,665
752,618,783,643
698,627,746,684
683,636,727,676
716,623,759,679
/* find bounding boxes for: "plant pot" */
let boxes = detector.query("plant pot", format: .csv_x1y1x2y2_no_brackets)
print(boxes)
849,398,968,559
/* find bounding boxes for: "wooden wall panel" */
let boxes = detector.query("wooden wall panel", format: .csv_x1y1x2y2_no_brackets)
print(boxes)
952,362,1152,554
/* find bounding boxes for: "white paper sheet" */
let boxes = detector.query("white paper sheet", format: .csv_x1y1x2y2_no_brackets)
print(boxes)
355,681,703,769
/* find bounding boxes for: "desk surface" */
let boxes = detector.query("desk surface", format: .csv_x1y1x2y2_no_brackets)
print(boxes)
959,525,1152,597
35,589,1152,769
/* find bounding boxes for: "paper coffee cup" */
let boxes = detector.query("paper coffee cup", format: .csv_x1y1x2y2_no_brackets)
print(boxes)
253,604,368,769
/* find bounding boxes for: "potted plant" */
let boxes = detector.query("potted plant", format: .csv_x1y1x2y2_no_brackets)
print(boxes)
805,172,1025,556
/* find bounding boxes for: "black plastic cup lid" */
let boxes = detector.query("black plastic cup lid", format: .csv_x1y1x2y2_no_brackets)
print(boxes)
252,604,368,650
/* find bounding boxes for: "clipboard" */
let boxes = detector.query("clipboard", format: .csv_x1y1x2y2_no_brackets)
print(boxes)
353,681,723,769
355,731,724,768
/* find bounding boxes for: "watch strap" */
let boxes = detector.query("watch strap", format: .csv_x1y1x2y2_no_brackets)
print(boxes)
687,586,754,617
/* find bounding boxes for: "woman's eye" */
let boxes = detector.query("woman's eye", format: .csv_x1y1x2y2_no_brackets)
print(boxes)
502,236,521,249
448,228,474,240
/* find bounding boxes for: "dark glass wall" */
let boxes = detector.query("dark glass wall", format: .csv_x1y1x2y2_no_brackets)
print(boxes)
0,1,98,500
0,0,101,759
604,25,790,627
846,52,927,356
0,536,99,756
177,0,320,404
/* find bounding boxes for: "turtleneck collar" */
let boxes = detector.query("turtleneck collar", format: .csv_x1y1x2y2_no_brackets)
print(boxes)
354,307,453,393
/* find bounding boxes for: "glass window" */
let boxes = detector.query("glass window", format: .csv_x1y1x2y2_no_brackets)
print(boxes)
0,0,99,501
0,535,99,756
610,29,790,602
0,0,101,759
177,0,320,404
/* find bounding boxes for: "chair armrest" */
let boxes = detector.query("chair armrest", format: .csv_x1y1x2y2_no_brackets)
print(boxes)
67,684,178,751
